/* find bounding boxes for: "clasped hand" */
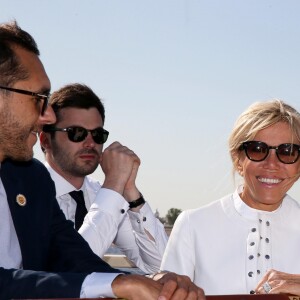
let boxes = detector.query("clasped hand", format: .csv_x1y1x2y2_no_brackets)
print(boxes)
100,141,141,200
255,269,300,296
112,272,205,300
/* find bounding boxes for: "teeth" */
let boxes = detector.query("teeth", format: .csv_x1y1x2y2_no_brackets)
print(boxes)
258,177,282,184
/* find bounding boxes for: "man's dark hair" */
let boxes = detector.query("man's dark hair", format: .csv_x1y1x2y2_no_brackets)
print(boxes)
49,83,106,122
0,21,39,86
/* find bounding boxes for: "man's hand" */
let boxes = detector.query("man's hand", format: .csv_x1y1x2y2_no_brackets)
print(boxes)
100,142,140,195
255,269,300,296
155,272,205,300
123,159,140,201
112,274,162,300
111,273,205,300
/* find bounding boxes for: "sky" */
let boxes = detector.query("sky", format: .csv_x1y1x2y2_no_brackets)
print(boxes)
1,0,300,216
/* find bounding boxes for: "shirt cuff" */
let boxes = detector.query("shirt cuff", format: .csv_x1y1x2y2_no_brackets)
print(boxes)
91,188,129,219
80,272,121,298
128,202,157,233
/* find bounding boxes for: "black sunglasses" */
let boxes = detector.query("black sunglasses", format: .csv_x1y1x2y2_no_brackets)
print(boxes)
43,125,109,144
240,141,300,164
0,85,49,115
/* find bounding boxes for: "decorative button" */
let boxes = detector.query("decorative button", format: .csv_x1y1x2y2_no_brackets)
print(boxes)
251,228,256,232
249,255,254,260
265,238,269,243
137,220,140,223
257,253,261,257
266,221,270,226
143,217,147,222
265,254,270,259
257,270,261,274
16,194,27,206
248,271,253,277
250,290,255,294
120,209,125,214
250,242,255,246
259,219,262,223
260,236,263,239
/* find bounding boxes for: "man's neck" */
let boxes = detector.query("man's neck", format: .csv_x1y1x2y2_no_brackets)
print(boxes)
46,159,85,190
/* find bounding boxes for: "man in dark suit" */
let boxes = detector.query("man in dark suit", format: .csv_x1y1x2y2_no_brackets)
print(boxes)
0,21,205,299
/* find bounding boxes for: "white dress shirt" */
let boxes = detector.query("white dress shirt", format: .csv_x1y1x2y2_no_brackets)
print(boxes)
161,185,300,295
45,162,168,273
0,176,22,269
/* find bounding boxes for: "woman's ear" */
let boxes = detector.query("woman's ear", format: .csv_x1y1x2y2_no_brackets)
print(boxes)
234,153,244,177
237,157,244,177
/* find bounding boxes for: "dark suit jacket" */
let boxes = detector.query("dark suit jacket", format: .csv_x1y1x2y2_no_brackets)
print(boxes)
0,158,119,299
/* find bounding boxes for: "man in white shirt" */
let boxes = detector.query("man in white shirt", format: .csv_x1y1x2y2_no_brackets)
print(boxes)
0,20,204,299
40,83,168,273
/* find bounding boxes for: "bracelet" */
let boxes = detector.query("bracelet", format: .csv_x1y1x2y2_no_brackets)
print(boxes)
129,194,146,208
146,271,167,280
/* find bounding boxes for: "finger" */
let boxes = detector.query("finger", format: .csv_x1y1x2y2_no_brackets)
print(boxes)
105,143,139,161
99,153,103,164
256,284,270,294
119,148,141,165
185,288,198,300
159,273,198,300
105,141,123,150
196,288,206,300
256,271,271,289
185,285,205,300
158,278,178,300
169,283,190,300
132,155,141,166
170,278,202,300
269,280,300,296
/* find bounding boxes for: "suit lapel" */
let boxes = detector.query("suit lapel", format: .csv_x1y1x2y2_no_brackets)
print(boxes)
1,160,41,267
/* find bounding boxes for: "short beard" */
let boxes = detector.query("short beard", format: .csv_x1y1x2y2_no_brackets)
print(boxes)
51,143,99,178
0,108,34,161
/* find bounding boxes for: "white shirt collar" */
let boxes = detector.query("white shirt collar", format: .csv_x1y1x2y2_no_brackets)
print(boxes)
44,161,84,197
233,185,283,221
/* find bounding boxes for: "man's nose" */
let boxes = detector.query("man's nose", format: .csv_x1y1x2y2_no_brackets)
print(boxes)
38,105,56,125
83,132,96,148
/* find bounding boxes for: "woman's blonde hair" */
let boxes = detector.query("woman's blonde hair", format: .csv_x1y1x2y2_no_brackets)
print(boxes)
229,99,300,172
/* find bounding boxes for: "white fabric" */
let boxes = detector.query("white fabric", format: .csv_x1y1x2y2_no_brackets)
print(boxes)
45,162,168,273
81,272,121,298
0,176,22,269
161,186,300,295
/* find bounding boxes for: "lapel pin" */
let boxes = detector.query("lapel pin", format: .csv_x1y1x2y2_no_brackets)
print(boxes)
16,194,27,206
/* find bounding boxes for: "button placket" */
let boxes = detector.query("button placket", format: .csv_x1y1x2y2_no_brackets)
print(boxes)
258,214,272,277
246,226,260,290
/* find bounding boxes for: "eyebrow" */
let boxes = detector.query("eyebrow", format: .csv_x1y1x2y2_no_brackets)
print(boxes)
39,89,51,95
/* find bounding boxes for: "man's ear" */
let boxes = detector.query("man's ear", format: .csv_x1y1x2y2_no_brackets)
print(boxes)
39,131,51,151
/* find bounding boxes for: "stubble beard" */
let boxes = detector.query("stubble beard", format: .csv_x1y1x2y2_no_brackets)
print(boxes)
52,142,100,177
0,110,34,161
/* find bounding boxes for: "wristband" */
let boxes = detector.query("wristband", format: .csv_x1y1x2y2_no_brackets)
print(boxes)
129,194,145,208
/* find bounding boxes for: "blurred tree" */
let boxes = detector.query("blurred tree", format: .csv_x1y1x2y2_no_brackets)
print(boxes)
166,208,182,225
154,209,166,224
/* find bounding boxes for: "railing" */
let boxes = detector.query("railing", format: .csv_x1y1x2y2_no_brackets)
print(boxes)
17,294,300,300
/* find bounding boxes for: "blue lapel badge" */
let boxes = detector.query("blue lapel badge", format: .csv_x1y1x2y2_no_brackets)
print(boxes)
16,194,26,206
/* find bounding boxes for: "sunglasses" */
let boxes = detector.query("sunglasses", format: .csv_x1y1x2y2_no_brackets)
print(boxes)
0,85,49,115
240,141,300,164
43,126,109,144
